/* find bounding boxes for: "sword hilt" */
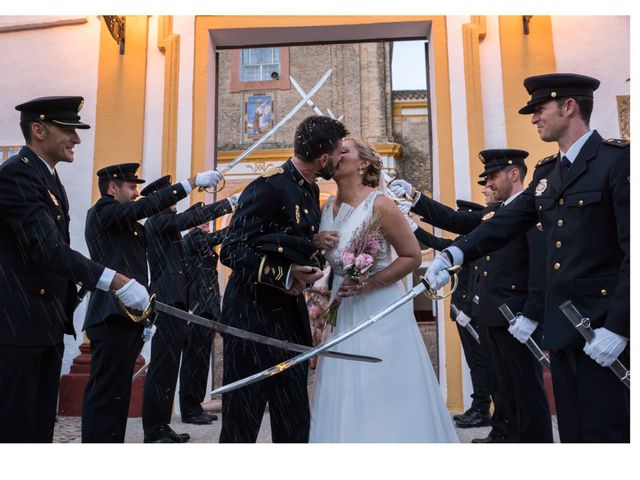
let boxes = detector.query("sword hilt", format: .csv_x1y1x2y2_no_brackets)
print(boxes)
118,293,156,324
197,170,226,194
419,264,462,301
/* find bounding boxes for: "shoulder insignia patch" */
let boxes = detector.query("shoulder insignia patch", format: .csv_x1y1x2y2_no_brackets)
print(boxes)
602,138,630,148
20,156,30,165
482,211,495,221
535,154,557,168
262,166,284,178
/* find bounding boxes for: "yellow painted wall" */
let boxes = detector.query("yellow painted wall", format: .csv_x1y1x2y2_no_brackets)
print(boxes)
92,16,149,203
499,16,557,169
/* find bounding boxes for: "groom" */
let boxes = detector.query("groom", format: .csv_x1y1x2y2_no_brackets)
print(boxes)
219,115,349,442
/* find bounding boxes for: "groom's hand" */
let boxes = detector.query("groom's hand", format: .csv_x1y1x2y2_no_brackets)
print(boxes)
313,231,339,250
291,264,323,285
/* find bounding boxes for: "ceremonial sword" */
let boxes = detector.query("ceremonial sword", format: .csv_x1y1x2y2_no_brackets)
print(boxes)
289,74,344,121
450,303,480,344
217,69,333,176
120,295,381,364
211,270,461,396
498,303,551,370
559,301,630,390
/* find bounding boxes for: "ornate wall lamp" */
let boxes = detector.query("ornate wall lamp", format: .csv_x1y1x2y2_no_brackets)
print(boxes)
102,15,126,54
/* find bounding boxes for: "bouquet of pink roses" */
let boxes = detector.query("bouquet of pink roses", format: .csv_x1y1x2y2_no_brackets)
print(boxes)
323,216,385,330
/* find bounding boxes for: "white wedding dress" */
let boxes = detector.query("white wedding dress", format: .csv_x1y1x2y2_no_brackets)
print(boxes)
309,192,458,442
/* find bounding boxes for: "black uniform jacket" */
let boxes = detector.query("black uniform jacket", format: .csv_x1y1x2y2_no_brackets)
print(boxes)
220,159,321,347
183,227,229,318
413,196,545,328
454,132,630,349
0,147,104,345
83,184,190,330
146,199,232,306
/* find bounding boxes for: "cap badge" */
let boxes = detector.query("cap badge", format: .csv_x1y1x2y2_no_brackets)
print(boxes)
482,211,495,221
78,98,84,112
550,91,557,98
535,178,548,197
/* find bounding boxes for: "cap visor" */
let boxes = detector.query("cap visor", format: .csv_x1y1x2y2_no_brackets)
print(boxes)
51,119,91,129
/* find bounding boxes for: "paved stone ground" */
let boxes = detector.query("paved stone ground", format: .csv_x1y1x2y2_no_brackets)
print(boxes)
53,409,558,443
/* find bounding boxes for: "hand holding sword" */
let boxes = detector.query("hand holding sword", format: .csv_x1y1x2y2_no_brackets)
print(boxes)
498,303,551,370
450,303,480,344
559,301,630,389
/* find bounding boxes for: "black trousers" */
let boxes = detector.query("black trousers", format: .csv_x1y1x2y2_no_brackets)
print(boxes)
219,336,309,443
550,348,630,442
0,343,63,443
179,320,214,417
477,324,509,439
142,306,189,436
81,315,144,442
485,326,553,442
456,319,491,413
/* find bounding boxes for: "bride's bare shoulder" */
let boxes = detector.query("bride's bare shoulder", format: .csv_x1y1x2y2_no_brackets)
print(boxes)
372,194,397,213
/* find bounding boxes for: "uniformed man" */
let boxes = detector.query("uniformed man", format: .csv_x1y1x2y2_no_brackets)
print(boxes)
392,149,553,443
426,73,630,442
179,212,230,424
141,176,236,443
405,199,493,429
81,163,222,442
219,115,348,443
0,97,148,442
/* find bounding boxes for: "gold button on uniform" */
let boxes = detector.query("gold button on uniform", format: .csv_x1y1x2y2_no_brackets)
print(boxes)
558,198,565,205
578,200,584,207
511,285,516,290
554,262,561,270
277,247,283,253
311,226,315,232
556,241,562,248
601,289,608,296
56,215,61,221
483,271,488,277
134,231,138,236
304,208,309,214
172,190,178,195
485,256,491,261
557,219,564,227
39,289,46,295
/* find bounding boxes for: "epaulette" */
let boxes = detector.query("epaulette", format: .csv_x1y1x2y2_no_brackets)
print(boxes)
535,153,557,168
602,138,629,148
262,166,284,178
20,156,31,165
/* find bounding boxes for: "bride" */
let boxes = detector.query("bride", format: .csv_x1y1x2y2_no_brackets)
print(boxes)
309,137,458,442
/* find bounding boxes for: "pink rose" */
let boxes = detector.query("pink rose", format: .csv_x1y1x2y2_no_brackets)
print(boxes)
354,253,374,271
308,305,321,318
366,236,381,256
341,251,355,269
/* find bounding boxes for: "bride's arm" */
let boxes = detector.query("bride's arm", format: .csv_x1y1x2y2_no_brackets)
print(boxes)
358,196,421,295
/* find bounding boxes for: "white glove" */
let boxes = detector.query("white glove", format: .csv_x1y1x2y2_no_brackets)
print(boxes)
405,216,418,232
583,327,628,367
195,170,223,188
115,279,150,311
389,179,414,198
455,310,472,327
397,200,412,215
425,253,452,290
508,314,538,343
228,193,241,209
142,324,157,342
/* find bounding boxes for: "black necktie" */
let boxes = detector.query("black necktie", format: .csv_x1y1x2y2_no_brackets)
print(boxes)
52,170,69,213
560,155,571,180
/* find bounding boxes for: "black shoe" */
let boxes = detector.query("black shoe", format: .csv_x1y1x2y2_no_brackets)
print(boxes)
182,412,218,424
454,410,491,429
471,434,507,443
144,425,191,443
453,408,476,423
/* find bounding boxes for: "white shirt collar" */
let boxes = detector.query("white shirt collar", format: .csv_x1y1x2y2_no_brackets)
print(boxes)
560,130,594,164
503,190,523,206
33,154,56,175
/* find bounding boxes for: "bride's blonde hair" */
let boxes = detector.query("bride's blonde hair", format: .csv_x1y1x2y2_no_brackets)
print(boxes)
346,137,382,188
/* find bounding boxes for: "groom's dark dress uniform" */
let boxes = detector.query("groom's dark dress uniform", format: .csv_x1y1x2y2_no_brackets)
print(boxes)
219,159,320,443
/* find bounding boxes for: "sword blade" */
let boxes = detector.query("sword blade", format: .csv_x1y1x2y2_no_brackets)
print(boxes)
498,303,551,370
289,75,324,116
450,303,480,344
153,300,380,364
559,301,630,390
219,69,332,174
211,279,428,396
